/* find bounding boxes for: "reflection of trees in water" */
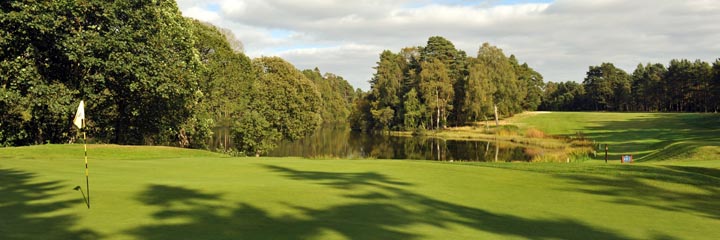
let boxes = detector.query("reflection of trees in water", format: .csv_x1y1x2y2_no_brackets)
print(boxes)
269,124,354,158
269,125,534,161
402,136,427,160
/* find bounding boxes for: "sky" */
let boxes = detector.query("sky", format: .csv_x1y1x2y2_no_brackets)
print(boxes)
176,0,720,90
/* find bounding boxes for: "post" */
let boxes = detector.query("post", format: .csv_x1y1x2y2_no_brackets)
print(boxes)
604,144,608,163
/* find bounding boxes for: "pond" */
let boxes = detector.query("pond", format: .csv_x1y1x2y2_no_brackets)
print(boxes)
267,125,539,162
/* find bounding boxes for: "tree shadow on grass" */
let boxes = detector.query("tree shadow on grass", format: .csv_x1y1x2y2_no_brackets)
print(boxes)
555,165,720,220
663,165,720,179
0,168,101,240
129,166,630,239
577,113,720,160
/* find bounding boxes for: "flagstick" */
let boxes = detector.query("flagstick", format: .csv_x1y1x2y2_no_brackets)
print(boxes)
83,122,90,209
74,100,89,209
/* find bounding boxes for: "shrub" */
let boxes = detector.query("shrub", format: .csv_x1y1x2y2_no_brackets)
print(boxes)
525,128,546,138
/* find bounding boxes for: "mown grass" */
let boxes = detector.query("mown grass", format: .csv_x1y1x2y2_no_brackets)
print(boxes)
2,144,719,239
514,112,720,163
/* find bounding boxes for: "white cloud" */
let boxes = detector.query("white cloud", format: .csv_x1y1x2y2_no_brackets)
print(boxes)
183,6,221,22
177,0,720,90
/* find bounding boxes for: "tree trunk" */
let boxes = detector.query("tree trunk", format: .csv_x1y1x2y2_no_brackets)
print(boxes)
436,89,440,130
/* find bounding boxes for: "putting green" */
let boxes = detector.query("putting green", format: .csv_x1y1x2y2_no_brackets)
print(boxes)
1,144,718,239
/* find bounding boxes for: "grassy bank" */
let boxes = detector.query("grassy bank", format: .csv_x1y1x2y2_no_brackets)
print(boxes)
2,144,719,239
514,112,720,162
401,112,720,163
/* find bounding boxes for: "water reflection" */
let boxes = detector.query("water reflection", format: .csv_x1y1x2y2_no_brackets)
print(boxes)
267,125,536,162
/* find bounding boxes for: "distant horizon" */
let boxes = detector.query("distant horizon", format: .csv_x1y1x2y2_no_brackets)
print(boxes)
177,0,720,90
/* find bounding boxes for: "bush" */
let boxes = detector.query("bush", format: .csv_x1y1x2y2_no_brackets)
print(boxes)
525,128,546,138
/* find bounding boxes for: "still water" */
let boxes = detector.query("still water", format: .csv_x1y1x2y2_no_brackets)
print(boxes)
267,125,536,161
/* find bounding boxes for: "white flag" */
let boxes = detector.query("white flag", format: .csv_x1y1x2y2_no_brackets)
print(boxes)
74,100,85,129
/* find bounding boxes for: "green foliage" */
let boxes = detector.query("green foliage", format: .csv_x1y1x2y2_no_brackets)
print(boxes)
463,57,495,122
421,36,463,82
630,63,667,111
351,37,543,132
370,51,404,108
402,88,423,130
539,81,587,111
370,107,394,131
511,56,544,110
546,58,720,113
233,110,281,157
188,19,254,150
232,57,322,156
302,68,357,123
419,59,454,129
0,88,30,146
582,63,632,111
0,0,203,146
1,1,341,154
476,43,523,116
349,92,373,131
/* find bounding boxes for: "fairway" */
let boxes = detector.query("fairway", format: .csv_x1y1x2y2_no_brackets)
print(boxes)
515,112,720,162
2,144,719,239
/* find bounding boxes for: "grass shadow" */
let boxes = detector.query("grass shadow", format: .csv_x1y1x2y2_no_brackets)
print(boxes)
265,165,630,239
552,165,720,220
0,168,101,240
664,165,720,179
577,113,720,161
128,166,631,239
480,162,720,220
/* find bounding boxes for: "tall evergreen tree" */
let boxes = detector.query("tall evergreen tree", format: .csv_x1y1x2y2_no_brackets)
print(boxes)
583,63,631,111
402,88,423,130
368,50,405,130
539,81,587,111
666,59,694,112
689,60,713,112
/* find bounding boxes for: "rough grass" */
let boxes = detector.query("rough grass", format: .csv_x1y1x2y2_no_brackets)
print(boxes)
1,144,719,239
514,112,720,163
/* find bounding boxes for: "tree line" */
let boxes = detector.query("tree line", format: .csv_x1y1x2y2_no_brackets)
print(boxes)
350,36,544,132
541,60,720,112
0,0,357,155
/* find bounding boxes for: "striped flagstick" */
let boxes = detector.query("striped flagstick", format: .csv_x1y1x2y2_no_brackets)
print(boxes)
84,127,90,209
75,101,90,209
